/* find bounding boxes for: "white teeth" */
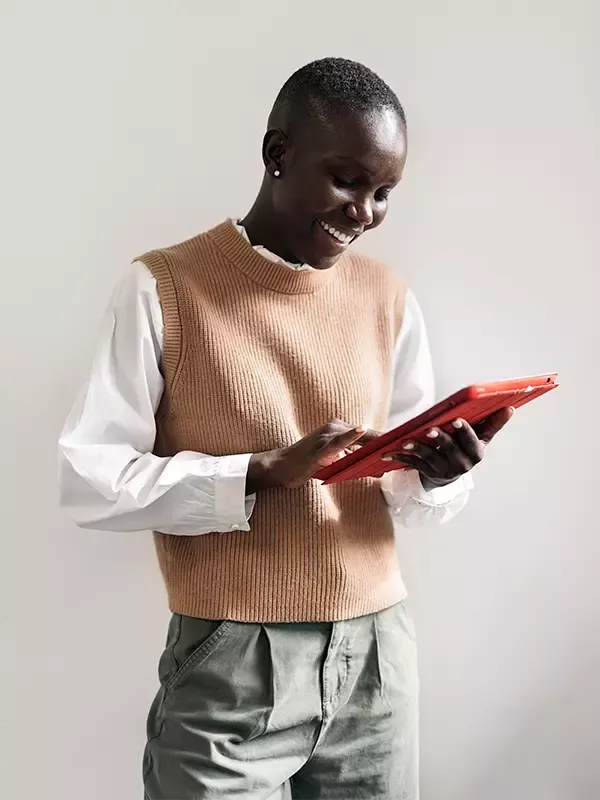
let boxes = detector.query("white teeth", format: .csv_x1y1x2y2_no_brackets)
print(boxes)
319,220,352,244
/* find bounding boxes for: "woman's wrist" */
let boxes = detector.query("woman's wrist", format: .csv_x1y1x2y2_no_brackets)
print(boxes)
246,450,282,495
420,473,456,492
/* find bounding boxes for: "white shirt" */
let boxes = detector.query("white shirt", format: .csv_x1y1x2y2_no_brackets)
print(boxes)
58,224,472,534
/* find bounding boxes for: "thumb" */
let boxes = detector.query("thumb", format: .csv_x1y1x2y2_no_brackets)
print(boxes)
476,406,514,445
356,428,383,445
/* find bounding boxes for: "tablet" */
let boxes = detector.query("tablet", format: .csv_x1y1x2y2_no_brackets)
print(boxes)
313,373,558,485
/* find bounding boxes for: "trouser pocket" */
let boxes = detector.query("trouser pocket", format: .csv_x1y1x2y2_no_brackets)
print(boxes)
143,618,284,797
162,614,234,692
144,615,234,780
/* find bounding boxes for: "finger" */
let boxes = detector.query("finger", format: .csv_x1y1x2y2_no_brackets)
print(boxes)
385,439,448,477
357,428,383,445
332,443,363,463
445,420,485,466
344,443,363,454
320,425,367,456
474,407,514,445
407,439,450,475
386,451,440,480
425,427,474,473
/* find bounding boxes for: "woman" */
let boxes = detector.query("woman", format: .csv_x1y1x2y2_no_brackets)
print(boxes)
59,58,511,800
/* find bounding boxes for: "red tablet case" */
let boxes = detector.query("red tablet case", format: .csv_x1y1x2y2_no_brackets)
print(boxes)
313,373,558,485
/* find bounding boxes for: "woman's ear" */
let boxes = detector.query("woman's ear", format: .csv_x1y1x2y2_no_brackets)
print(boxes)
262,128,289,177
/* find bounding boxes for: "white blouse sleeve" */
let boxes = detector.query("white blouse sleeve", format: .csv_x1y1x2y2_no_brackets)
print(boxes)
58,261,256,534
381,290,473,527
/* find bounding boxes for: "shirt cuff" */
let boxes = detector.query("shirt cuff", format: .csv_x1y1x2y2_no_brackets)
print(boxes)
408,468,474,505
213,453,256,532
382,467,473,510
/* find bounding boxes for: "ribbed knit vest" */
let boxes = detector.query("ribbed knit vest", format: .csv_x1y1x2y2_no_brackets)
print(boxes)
137,220,407,623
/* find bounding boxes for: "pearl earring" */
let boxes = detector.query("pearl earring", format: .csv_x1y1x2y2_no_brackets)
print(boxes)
273,169,281,178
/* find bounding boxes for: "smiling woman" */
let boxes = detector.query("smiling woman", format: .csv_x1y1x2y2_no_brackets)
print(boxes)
241,59,408,268
57,57,506,800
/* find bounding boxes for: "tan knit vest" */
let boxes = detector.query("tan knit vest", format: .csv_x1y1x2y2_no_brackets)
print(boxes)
138,220,407,623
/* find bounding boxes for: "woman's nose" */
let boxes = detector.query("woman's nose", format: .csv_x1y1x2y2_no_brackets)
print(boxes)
345,199,374,227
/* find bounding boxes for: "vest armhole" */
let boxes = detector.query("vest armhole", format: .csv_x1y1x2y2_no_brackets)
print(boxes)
137,251,186,409
393,283,407,341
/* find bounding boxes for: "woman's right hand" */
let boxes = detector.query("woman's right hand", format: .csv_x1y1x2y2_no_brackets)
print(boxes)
245,420,379,493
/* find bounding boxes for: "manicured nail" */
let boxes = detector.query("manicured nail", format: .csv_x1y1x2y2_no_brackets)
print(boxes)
427,429,439,439
382,455,394,462
452,419,463,429
403,441,415,450
355,425,366,433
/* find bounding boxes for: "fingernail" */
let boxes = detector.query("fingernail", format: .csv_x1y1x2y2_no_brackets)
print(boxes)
355,425,366,434
381,455,394,462
509,406,516,413
452,419,463,429
403,442,415,450
427,429,439,439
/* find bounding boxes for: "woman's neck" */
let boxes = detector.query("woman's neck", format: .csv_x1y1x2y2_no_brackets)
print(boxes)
240,197,301,266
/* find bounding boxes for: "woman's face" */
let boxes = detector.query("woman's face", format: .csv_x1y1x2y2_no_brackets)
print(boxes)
267,107,407,269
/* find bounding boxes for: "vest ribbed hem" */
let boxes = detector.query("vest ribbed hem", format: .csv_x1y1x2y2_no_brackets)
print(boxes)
166,586,409,624
157,529,407,624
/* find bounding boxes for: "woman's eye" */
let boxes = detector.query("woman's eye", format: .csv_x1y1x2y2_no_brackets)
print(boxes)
375,189,390,202
332,174,358,189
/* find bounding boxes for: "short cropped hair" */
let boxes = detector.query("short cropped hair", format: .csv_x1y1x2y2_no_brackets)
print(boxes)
269,58,406,131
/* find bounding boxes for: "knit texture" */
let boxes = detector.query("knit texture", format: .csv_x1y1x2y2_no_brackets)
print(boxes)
138,220,407,622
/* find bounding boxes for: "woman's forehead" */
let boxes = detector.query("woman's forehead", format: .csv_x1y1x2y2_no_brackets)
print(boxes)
297,108,407,173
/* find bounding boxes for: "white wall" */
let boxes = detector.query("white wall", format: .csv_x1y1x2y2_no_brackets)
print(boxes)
2,1,598,798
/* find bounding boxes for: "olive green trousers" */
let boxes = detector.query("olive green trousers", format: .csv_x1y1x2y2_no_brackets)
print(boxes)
143,602,419,799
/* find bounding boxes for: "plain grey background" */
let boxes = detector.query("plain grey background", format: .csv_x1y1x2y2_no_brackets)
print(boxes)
1,1,598,798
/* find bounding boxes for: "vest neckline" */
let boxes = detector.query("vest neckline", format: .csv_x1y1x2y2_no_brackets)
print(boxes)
207,220,340,295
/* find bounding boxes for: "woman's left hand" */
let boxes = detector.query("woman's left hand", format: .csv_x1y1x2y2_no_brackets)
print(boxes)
384,406,514,491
